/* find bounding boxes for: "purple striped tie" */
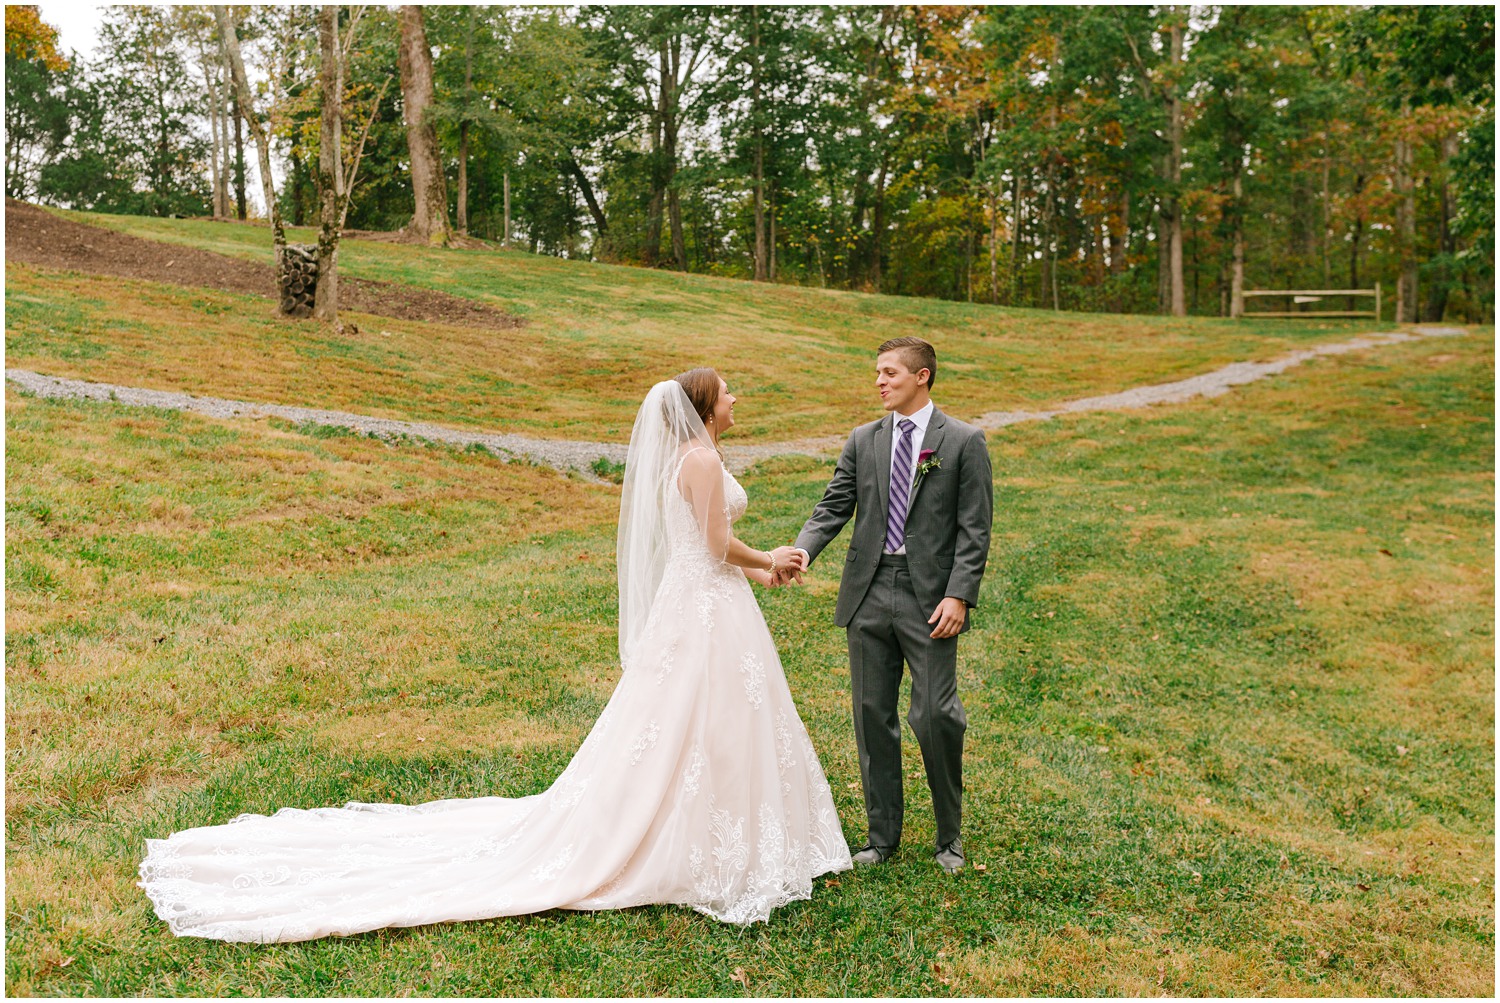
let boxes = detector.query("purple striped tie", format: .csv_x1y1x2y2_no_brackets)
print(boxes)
885,418,916,553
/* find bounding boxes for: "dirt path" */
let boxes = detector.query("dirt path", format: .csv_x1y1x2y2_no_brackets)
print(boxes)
4,199,518,329
4,327,1467,478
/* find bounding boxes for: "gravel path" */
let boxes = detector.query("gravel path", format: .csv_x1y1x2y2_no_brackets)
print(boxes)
4,327,1467,477
970,327,1468,430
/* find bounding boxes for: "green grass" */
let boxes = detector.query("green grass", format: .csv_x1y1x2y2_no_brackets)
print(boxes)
5,324,1491,994
3,208,1413,444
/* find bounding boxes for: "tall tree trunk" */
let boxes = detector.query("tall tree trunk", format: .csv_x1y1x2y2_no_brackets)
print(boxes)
1040,177,1056,309
1040,84,1060,309
751,7,767,281
768,183,777,279
230,86,247,220
869,159,888,290
213,82,227,218
1157,195,1171,313
1348,172,1365,302
1393,128,1417,323
1321,131,1332,285
313,4,343,323
1165,13,1186,317
456,6,475,236
200,54,226,219
397,5,451,246
1229,171,1245,317
643,40,667,268
1423,131,1459,321
1010,171,1024,305
215,7,285,269
215,56,232,218
664,37,686,271
503,170,511,248
988,181,1000,304
457,123,469,236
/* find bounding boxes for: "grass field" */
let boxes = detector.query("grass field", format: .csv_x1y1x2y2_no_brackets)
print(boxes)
5,208,1401,443
5,273,1491,997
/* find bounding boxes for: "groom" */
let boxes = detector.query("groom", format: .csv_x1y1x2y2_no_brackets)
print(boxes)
792,337,993,874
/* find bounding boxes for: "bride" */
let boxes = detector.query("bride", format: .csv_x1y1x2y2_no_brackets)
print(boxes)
138,370,852,942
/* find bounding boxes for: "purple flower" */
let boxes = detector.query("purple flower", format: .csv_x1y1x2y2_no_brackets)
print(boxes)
918,449,936,463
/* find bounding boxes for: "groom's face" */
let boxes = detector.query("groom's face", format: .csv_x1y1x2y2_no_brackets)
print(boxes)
876,351,929,414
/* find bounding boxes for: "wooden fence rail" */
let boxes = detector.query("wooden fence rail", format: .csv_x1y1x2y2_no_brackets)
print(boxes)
1233,282,1381,319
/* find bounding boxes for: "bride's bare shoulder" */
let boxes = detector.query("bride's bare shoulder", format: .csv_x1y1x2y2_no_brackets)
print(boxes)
677,444,723,473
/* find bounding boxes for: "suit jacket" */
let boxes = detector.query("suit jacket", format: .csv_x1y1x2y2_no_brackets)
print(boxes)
796,407,993,631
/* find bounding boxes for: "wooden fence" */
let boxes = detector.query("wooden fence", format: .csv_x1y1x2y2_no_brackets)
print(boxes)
1234,282,1381,319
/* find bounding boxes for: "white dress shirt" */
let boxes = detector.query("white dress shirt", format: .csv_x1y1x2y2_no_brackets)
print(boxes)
886,400,934,555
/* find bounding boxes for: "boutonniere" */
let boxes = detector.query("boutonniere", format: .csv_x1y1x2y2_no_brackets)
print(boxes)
915,450,942,480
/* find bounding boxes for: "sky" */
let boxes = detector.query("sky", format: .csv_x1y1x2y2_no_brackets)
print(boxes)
36,3,104,62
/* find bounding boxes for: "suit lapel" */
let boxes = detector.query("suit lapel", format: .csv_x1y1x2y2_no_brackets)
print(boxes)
873,413,893,528
907,408,947,511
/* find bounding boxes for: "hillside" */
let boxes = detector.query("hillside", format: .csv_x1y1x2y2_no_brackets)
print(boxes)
5,204,1394,444
5,203,1492,996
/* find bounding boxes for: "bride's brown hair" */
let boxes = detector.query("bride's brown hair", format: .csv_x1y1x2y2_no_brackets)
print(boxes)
674,367,721,427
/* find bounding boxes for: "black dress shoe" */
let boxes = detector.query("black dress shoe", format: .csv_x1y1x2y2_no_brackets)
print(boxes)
852,844,894,865
935,839,964,874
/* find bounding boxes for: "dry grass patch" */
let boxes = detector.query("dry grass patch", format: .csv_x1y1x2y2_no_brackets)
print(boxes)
323,704,593,758
6,388,621,836
10,210,1419,444
4,302,1490,996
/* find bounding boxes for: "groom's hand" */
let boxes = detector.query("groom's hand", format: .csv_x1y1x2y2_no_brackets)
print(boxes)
782,547,809,585
928,598,967,639
769,546,806,586
775,551,806,585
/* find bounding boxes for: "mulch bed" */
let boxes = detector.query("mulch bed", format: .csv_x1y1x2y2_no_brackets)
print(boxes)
4,199,520,329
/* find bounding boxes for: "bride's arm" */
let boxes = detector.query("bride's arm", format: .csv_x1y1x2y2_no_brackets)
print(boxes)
679,449,801,577
743,566,776,587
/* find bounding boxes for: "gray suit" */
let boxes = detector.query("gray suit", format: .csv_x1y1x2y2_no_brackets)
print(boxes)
796,407,993,850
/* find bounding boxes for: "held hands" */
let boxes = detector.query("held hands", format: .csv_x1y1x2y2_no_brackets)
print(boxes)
928,597,968,639
767,545,807,587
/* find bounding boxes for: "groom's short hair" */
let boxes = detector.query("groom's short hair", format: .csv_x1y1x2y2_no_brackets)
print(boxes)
877,337,937,389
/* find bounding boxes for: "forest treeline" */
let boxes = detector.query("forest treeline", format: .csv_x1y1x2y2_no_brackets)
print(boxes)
5,5,1493,321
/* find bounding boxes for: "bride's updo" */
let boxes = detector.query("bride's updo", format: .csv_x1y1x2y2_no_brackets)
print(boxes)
674,367,720,427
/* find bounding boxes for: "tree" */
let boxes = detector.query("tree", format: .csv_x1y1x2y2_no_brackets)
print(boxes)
585,6,716,269
313,5,389,323
5,7,71,200
171,5,232,219
18,4,1490,321
314,5,346,322
1194,7,1295,317
90,7,211,215
5,5,66,68
397,5,451,245
1341,5,1494,321
215,6,288,296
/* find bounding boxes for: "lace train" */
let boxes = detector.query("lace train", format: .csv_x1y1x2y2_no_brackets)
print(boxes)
139,466,851,942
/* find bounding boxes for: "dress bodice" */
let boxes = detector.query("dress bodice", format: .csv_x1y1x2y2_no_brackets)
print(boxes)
665,453,747,565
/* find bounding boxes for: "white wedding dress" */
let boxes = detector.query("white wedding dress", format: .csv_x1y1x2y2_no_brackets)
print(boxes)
139,385,851,943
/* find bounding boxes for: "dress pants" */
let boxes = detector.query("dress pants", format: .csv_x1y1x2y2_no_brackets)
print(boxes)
846,553,966,850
